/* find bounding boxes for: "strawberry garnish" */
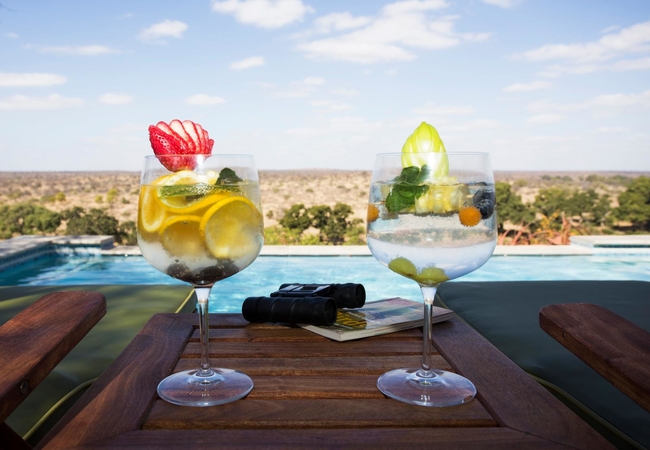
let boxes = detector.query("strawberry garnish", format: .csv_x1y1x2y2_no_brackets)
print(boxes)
148,119,214,171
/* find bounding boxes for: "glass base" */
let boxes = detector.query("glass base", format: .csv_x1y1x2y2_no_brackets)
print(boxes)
157,368,254,407
377,368,476,407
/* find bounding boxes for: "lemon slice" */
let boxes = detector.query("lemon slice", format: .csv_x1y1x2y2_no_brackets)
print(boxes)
159,215,204,257
199,197,263,260
139,174,171,233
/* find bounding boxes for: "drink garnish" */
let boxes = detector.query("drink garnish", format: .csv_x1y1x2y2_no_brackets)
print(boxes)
148,119,215,171
459,206,482,227
401,122,449,178
200,197,262,259
385,165,430,213
473,189,495,219
388,257,449,285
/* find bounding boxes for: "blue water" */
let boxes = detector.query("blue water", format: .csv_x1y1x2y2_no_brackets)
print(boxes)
1,254,649,313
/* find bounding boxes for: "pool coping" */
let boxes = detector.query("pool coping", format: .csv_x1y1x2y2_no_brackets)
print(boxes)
1,235,649,272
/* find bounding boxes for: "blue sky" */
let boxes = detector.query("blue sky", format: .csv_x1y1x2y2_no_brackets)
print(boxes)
1,0,649,172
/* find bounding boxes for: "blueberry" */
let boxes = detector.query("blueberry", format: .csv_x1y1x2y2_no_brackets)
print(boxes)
473,189,495,219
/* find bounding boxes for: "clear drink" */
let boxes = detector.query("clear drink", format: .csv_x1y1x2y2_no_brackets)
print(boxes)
367,182,496,284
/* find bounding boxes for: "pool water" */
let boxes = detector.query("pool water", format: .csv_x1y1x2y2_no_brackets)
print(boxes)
2,254,649,313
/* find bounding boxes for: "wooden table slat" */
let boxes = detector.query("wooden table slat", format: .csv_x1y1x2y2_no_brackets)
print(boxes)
172,355,452,375
86,427,577,449
144,398,496,430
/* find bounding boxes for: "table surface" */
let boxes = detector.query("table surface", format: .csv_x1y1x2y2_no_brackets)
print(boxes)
39,311,612,449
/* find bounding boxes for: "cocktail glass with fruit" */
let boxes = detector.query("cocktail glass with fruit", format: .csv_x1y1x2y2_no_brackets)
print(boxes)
366,123,497,407
138,120,264,406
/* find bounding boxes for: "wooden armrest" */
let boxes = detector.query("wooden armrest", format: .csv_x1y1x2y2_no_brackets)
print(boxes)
0,291,106,423
540,303,650,412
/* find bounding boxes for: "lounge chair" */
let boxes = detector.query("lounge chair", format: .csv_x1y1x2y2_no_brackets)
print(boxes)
436,280,650,450
0,291,106,449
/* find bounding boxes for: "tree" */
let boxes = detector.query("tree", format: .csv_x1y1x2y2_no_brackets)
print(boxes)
277,202,363,245
495,182,535,244
614,176,650,230
64,207,120,239
0,203,62,238
279,204,311,233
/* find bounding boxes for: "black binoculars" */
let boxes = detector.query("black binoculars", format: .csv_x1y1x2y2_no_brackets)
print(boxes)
242,283,366,326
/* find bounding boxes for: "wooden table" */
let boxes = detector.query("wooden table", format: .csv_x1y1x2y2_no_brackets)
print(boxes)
40,313,612,449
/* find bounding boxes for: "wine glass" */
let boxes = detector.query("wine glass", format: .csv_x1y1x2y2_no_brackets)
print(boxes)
137,154,264,406
366,152,497,407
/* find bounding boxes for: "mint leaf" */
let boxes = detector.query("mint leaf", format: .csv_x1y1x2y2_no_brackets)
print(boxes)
216,167,242,185
385,165,429,213
159,184,226,198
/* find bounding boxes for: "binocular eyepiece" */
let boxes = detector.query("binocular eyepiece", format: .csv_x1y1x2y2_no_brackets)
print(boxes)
242,283,365,326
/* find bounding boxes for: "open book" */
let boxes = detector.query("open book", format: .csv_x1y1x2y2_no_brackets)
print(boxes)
300,297,454,342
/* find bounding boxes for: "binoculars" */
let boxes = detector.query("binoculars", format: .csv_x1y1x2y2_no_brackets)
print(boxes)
242,283,366,326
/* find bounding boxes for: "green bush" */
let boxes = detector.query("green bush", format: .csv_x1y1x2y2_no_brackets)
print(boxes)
0,203,62,238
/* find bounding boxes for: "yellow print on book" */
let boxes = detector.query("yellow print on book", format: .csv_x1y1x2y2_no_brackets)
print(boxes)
335,311,368,330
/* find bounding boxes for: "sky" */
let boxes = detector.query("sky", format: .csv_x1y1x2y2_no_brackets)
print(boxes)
1,0,649,173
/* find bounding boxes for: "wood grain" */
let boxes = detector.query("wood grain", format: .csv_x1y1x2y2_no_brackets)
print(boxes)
540,303,650,412
39,312,613,449
0,291,106,423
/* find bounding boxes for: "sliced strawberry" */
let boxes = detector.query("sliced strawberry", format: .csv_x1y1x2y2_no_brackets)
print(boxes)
148,119,213,171
148,126,195,171
182,120,202,153
194,123,206,151
156,121,190,153
202,129,214,152
169,119,195,152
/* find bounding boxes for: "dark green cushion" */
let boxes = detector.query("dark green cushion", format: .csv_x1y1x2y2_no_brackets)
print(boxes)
0,285,196,445
436,281,650,450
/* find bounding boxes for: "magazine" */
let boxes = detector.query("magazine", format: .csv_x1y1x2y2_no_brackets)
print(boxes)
300,297,454,342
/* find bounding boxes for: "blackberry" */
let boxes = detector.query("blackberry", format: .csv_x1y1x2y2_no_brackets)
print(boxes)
473,189,495,219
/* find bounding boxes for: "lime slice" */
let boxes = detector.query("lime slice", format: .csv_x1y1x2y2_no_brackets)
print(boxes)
199,197,263,260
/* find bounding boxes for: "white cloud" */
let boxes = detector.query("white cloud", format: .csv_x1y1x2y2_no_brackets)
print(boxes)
527,114,565,124
0,73,67,87
0,94,85,111
503,81,551,92
185,94,226,105
527,90,650,116
229,56,265,70
39,45,120,55
139,20,188,42
98,93,133,105
212,0,314,29
481,0,521,8
4,32,19,39
296,1,490,63
518,20,650,76
313,13,373,33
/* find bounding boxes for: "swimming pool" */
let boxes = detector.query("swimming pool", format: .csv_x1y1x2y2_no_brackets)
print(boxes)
2,254,649,313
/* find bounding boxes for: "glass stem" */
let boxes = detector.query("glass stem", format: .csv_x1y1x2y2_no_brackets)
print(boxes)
418,285,438,379
195,287,214,376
